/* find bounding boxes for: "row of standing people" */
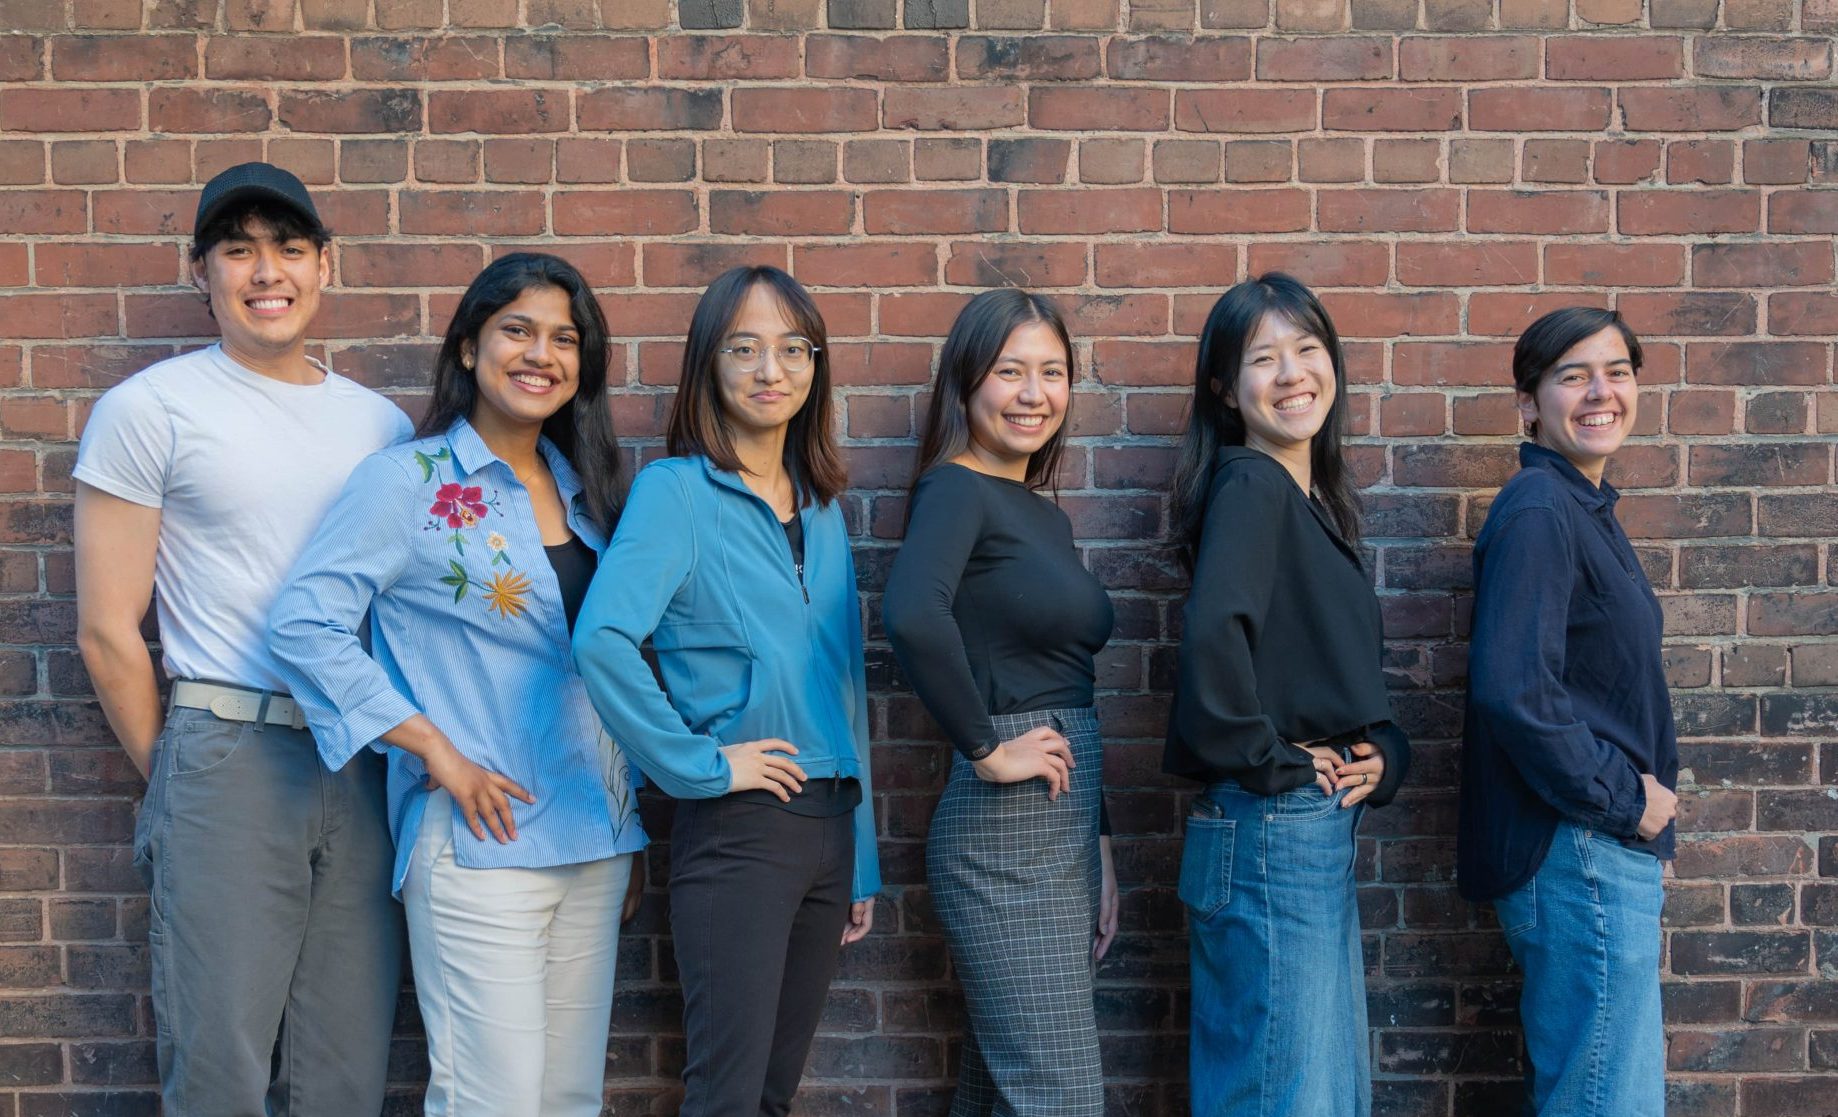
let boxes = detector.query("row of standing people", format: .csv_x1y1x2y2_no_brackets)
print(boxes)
72,163,1679,1117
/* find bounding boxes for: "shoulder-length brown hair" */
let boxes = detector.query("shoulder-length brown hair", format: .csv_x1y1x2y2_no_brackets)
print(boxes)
666,265,847,508
910,288,1075,493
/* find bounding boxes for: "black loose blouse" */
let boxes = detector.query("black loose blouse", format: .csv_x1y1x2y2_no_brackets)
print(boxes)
1164,446,1410,804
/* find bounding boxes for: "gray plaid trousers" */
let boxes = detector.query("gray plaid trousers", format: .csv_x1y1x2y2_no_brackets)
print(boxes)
927,706,1105,1117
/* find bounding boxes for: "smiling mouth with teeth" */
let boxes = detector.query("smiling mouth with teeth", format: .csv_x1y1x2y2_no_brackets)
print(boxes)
1006,415,1046,427
1274,394,1314,413
247,298,291,310
509,372,553,387
1576,413,1618,427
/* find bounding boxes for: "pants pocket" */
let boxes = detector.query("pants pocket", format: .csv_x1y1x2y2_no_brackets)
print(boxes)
1178,816,1234,919
1497,875,1537,940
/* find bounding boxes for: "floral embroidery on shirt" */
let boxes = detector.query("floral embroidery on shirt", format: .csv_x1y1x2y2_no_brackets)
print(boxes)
419,446,527,620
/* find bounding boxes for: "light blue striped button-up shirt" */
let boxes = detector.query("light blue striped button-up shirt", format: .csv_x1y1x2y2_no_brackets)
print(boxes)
269,418,647,894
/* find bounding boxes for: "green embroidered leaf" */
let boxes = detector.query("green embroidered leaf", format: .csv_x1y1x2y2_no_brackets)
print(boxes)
414,451,435,482
453,581,467,603
491,550,505,566
448,559,467,580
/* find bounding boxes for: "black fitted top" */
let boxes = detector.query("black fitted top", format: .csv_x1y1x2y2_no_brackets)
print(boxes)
882,464,1116,760
544,534,597,633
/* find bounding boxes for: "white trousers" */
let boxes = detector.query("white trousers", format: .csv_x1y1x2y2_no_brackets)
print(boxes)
403,791,633,1117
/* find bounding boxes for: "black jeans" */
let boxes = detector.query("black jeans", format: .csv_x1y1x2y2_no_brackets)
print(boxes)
669,795,854,1116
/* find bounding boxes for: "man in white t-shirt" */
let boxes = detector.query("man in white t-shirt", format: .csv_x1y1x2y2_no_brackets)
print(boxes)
73,163,411,1116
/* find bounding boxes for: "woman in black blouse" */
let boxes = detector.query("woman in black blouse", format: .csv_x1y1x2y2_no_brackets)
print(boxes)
882,289,1116,1117
1165,273,1409,1117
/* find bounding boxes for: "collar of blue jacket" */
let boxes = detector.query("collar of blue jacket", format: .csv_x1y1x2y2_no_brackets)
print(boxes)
571,454,882,902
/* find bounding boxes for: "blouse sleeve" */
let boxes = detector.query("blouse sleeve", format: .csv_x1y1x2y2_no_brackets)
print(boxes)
880,468,1001,759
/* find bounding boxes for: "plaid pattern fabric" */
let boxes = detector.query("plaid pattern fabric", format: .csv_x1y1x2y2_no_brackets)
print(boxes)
927,706,1105,1117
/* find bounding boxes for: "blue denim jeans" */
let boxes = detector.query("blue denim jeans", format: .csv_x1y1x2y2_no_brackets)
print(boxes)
1181,781,1369,1117
1494,821,1665,1117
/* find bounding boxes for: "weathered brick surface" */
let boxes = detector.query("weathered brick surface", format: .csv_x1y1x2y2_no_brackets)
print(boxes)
0,3,1834,1113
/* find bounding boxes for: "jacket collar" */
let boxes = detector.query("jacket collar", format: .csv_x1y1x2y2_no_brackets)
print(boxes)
1519,441,1617,512
445,417,586,508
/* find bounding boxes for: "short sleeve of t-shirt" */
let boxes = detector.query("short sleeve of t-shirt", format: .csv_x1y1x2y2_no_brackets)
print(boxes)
73,374,175,509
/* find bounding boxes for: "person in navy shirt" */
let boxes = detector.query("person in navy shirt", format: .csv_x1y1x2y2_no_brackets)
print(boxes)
270,253,647,1117
1459,306,1679,1117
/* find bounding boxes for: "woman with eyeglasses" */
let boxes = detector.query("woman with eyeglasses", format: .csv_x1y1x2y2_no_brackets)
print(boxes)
573,266,880,1117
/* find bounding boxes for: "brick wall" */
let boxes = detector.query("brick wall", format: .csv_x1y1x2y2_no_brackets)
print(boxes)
2,1,1836,1113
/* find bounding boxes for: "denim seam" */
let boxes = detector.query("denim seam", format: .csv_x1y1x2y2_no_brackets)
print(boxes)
1575,826,1611,1117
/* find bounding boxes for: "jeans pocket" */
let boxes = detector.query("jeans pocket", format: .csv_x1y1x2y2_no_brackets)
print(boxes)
1497,875,1537,939
170,717,252,778
1178,816,1234,919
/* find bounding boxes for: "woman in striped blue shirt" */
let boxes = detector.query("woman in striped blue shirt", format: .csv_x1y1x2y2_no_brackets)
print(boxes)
269,253,647,1117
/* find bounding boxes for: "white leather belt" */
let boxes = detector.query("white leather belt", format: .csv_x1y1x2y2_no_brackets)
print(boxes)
170,680,307,731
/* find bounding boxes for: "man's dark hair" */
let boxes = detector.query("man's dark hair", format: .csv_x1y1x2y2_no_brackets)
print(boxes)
189,200,330,263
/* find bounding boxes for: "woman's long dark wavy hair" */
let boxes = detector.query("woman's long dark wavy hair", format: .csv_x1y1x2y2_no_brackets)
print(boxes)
910,288,1075,496
416,251,624,533
1169,272,1361,569
667,265,847,508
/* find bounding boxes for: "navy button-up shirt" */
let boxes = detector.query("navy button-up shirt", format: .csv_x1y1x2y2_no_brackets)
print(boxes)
1458,442,1679,902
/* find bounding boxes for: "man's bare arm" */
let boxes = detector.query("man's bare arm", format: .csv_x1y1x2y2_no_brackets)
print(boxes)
74,483,163,779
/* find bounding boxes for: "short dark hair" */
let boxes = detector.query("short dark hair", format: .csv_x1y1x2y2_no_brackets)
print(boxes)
667,266,847,508
189,200,329,263
911,288,1075,494
1169,272,1361,566
1512,307,1643,438
416,252,625,534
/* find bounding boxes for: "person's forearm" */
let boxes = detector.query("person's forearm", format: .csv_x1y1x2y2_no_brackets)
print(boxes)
78,628,163,779
379,713,453,763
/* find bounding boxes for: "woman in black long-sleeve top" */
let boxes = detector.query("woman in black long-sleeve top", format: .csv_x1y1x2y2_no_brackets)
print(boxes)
1165,274,1409,1117
883,289,1116,1117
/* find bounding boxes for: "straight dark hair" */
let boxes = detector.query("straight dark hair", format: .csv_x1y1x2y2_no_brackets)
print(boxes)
910,288,1075,496
190,201,329,262
667,265,847,508
416,252,624,533
1169,272,1361,568
1512,306,1644,438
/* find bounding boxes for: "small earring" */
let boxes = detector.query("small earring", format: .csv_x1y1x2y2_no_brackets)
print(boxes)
462,359,473,370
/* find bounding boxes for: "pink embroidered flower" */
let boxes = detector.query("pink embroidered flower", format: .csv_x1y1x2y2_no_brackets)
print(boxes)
430,483,488,528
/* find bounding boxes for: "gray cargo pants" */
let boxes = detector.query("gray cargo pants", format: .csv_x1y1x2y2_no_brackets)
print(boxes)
134,706,403,1117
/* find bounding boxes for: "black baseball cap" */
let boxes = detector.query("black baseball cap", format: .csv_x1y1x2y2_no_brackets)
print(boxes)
193,162,323,238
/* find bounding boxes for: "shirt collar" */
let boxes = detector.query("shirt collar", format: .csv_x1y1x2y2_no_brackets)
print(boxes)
1519,441,1618,511
444,417,584,506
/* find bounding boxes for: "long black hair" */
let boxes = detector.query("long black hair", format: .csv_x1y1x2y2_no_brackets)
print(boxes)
911,288,1075,494
1169,272,1361,568
416,252,624,533
667,265,847,508
1512,306,1644,439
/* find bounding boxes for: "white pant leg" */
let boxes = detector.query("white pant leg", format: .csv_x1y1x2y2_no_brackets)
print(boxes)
404,792,566,1117
540,852,632,1117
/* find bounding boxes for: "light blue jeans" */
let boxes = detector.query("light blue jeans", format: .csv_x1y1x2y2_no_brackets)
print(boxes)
1494,821,1666,1117
1181,781,1369,1117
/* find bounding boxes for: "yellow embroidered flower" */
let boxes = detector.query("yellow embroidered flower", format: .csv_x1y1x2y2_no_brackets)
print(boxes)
486,532,508,553
483,570,531,619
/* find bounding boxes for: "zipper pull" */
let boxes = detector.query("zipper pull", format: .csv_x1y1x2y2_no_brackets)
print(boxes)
796,561,809,603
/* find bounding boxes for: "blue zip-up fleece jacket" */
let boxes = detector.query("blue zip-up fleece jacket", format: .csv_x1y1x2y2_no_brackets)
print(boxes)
573,455,881,902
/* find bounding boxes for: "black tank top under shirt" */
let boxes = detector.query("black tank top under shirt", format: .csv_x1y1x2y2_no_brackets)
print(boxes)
544,534,596,633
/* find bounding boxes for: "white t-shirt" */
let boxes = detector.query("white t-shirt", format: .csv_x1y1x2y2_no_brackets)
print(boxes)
74,344,413,692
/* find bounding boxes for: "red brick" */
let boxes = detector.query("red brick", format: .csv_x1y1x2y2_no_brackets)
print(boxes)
54,34,200,80
989,138,1071,183
0,294,116,339
943,241,1088,287
864,189,1005,234
795,242,938,287
1594,139,1662,184
1670,390,1737,435
494,241,635,287
339,242,487,288
1744,139,1811,185
1620,87,1762,131
640,243,785,288
358,34,507,81
957,35,1102,80
1545,243,1686,287
0,192,86,236
429,90,567,134
1255,35,1391,80
807,34,949,82
658,35,800,80
552,190,697,236
1028,87,1169,131
1619,190,1761,236
1546,35,1684,80
1248,243,1388,286
577,88,724,131
35,243,179,288
1058,293,1168,337
1769,190,1838,235
1684,342,1828,387
1769,293,1838,335
277,88,420,133
708,190,855,235
1175,88,1317,133
1618,292,1757,337
1319,189,1460,233
1106,35,1252,81
1397,241,1537,287
1468,190,1610,234
1694,35,1832,80
883,87,1024,130
1323,88,1462,132
1668,139,1734,185
204,35,344,80
1319,292,1458,338
1694,242,1834,288
879,291,974,337
1469,87,1610,131
399,190,545,236
1095,243,1238,288
0,36,44,81
2,89,141,133
1470,292,1613,336
1168,188,1310,234
1019,188,1162,234
1398,35,1537,80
